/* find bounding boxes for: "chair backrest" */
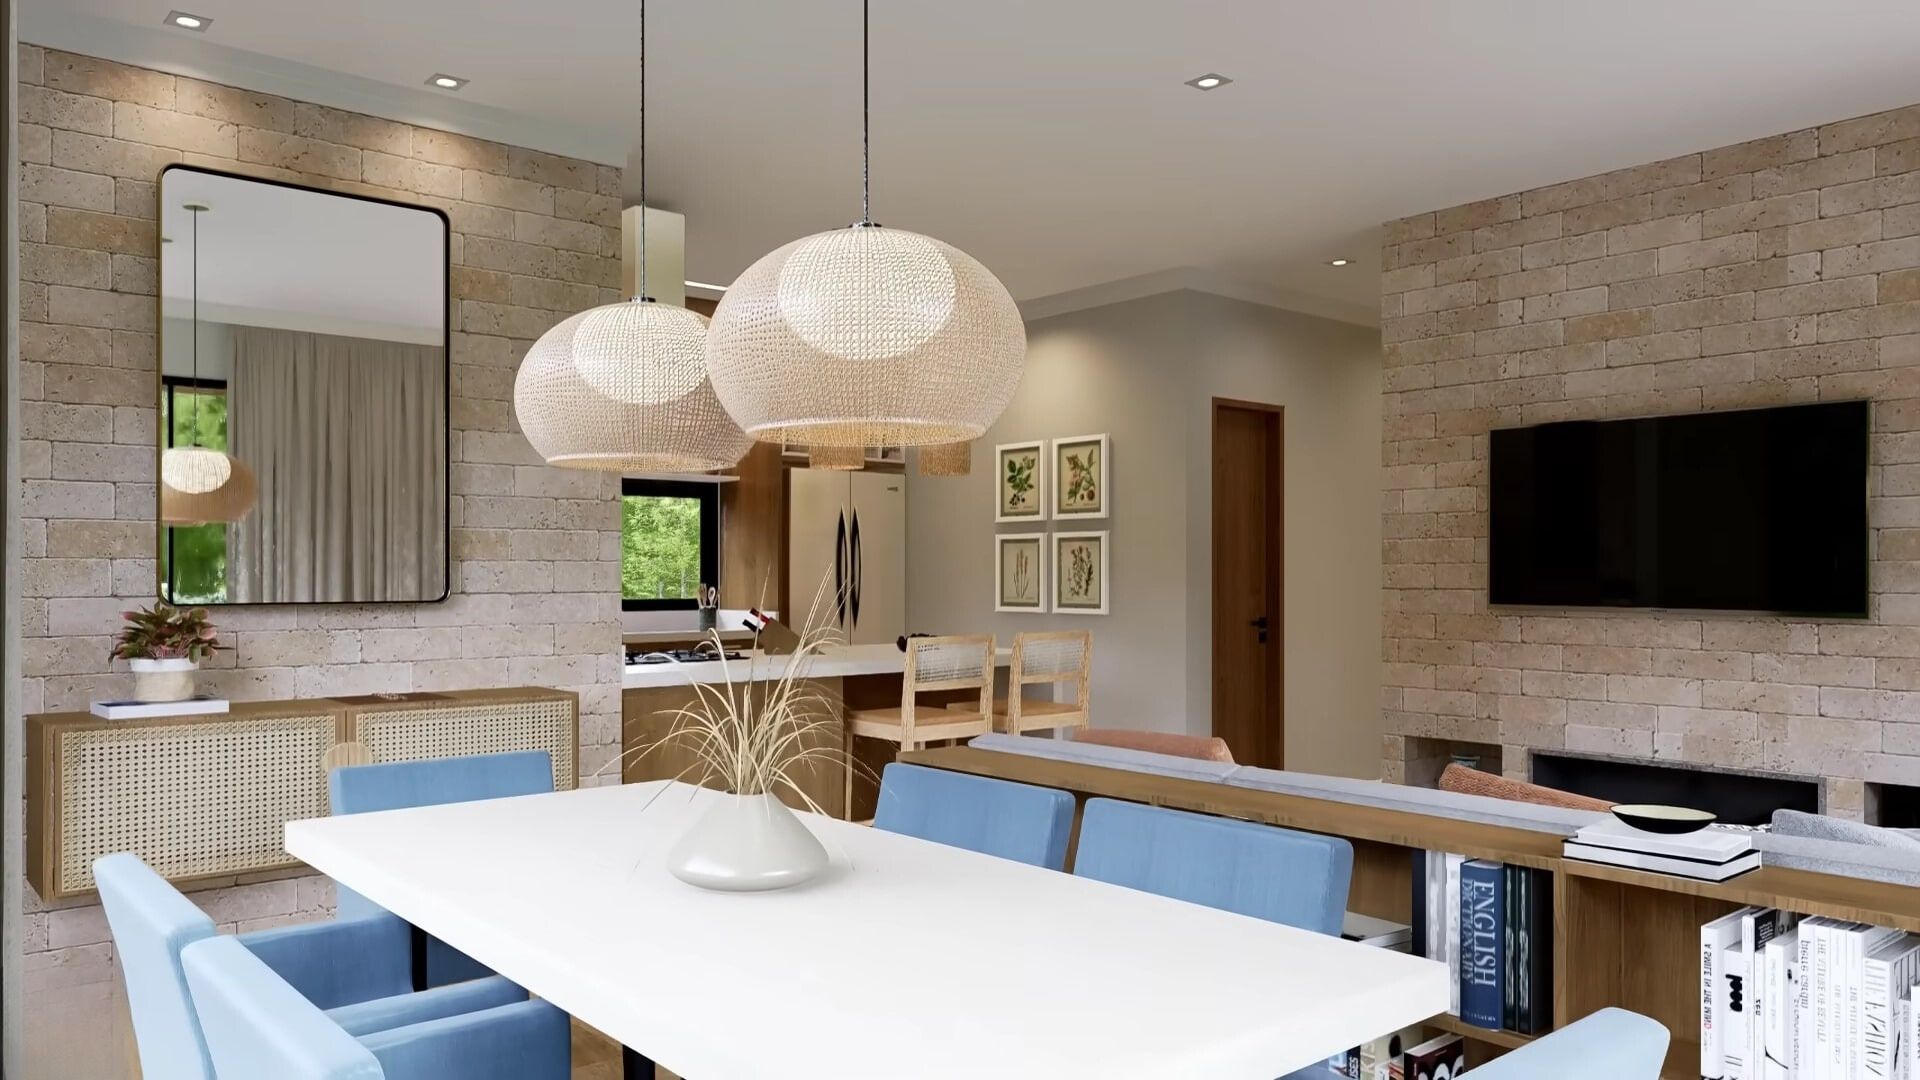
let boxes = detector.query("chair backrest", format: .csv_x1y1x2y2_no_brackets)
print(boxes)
899,635,995,738
873,763,1075,870
328,750,554,920
181,936,383,1080
1008,630,1092,731
1465,1007,1669,1079
1073,798,1352,936
1069,728,1234,762
94,853,220,1080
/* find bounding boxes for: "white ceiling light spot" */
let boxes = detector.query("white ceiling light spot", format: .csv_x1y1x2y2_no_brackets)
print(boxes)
1328,258,1351,267
164,10,211,30
426,73,469,91
1185,73,1232,91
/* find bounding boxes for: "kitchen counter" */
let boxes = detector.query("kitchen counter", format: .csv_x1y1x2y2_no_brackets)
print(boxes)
621,644,1013,690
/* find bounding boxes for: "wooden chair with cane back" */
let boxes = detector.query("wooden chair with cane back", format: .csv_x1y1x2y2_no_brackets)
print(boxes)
843,635,997,819
994,630,1092,735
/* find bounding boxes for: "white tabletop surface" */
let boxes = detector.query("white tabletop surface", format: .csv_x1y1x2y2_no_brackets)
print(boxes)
287,782,1448,1079
622,643,1013,690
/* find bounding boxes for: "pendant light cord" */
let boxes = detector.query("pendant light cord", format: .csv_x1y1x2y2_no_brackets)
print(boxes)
189,205,201,449
637,0,648,301
861,0,871,225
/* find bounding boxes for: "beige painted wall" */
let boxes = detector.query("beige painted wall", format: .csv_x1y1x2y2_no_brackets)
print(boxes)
906,290,1384,777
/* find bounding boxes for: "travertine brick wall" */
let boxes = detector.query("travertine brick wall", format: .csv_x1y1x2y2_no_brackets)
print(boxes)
16,46,623,1075
1380,102,1920,818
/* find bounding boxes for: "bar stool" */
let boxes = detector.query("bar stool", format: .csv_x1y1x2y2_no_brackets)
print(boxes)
843,635,996,818
994,630,1092,735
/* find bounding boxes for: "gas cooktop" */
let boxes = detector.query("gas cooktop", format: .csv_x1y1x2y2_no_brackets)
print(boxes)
626,649,747,666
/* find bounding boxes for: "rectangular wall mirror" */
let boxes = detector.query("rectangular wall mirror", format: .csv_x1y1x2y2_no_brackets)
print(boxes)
157,166,450,605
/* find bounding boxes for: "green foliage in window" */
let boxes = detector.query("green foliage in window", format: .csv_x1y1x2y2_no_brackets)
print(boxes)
161,386,231,605
622,495,704,600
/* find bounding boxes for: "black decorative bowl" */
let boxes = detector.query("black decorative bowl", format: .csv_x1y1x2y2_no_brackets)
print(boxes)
1612,804,1718,834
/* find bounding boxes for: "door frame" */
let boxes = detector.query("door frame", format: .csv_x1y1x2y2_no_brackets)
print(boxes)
1210,397,1284,768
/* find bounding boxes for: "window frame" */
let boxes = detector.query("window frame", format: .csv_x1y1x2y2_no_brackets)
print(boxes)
620,478,721,611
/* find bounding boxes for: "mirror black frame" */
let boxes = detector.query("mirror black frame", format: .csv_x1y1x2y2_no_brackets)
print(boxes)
154,163,453,606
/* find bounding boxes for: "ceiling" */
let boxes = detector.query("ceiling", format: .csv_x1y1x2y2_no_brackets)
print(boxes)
30,1,1920,326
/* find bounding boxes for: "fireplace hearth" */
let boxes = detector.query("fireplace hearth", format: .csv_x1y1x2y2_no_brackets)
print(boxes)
1531,751,1821,826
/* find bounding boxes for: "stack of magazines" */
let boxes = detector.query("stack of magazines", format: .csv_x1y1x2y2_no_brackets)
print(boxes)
1563,818,1758,881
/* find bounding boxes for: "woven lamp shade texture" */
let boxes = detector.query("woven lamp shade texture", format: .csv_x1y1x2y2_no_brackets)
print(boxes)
917,441,972,477
161,448,257,524
706,226,1025,448
808,444,865,470
514,300,752,473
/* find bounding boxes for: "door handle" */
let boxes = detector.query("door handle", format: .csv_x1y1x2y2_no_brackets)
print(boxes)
1250,615,1269,643
834,512,848,627
850,509,863,630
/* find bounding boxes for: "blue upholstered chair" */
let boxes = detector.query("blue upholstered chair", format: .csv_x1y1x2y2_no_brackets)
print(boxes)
1459,1007,1669,1079
1072,798,1353,936
873,763,1076,870
95,853,526,1080
183,936,570,1080
328,750,554,987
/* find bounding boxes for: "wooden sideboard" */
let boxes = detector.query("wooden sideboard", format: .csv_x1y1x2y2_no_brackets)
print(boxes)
27,687,578,901
906,745,1920,1079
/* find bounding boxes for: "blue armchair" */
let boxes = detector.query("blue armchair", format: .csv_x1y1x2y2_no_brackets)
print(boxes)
873,762,1076,869
94,853,525,1080
1072,798,1353,936
1461,1007,1669,1079
183,936,570,1080
328,750,554,987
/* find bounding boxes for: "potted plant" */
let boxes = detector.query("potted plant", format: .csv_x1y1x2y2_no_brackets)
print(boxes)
110,603,222,703
630,581,860,892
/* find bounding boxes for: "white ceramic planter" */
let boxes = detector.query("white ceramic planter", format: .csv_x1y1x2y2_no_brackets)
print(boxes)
129,657,198,703
666,792,828,892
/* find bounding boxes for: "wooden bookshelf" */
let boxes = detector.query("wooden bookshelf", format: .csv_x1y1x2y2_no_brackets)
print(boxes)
906,745,1920,1079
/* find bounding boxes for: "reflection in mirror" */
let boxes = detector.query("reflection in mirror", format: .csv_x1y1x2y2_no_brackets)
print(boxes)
158,167,450,605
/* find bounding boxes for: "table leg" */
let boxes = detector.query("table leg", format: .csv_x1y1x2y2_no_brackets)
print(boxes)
409,924,428,992
622,1046,657,1080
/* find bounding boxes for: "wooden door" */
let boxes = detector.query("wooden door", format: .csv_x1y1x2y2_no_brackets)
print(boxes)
1211,399,1284,768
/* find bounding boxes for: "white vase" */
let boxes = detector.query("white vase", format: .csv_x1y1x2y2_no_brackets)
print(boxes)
129,657,198,703
666,791,829,892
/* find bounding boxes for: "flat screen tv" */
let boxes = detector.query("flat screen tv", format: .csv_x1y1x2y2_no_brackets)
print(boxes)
1488,401,1868,616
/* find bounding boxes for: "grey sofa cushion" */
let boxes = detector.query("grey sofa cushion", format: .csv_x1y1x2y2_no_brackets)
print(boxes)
965,733,1241,782
1769,809,1920,849
1753,826,1920,886
1226,766,1604,836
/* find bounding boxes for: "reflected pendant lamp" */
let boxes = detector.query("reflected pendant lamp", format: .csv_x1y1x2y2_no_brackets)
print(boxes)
704,0,1025,449
161,202,258,525
511,0,751,474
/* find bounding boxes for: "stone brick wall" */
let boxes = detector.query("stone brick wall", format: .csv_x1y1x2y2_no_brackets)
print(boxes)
1380,103,1920,818
16,46,623,1075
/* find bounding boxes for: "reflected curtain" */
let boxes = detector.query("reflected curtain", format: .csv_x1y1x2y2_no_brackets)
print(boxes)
226,326,447,603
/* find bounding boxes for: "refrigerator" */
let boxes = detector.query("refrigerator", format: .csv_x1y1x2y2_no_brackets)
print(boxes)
788,468,906,645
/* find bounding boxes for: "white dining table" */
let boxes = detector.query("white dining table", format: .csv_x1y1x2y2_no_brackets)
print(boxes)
285,781,1449,1080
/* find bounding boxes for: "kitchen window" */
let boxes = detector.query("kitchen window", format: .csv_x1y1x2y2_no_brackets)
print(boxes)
621,478,719,610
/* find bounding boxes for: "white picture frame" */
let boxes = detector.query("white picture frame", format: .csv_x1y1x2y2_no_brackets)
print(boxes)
994,534,1049,613
1051,434,1109,520
995,441,1047,523
1051,530,1109,615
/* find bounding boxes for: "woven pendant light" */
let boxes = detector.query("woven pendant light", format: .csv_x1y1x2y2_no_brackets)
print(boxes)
160,202,258,525
808,444,865,471
705,0,1025,448
511,0,750,474
916,441,971,477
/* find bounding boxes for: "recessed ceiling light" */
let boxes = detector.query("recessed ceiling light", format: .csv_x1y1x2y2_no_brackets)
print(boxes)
1328,258,1351,267
164,10,211,30
1185,73,1232,91
426,74,469,91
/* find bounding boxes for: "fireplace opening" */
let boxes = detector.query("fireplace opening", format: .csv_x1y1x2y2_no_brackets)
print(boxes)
1530,752,1820,826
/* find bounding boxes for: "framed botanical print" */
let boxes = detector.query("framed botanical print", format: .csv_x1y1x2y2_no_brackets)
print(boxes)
1052,531,1108,615
995,441,1046,523
995,534,1048,613
1052,434,1109,519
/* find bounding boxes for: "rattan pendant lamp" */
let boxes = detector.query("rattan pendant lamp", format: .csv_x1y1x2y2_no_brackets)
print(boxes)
512,0,751,473
160,202,258,525
704,0,1026,448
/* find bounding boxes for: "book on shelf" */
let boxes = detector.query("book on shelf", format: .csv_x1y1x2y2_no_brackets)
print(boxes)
1407,851,1552,1039
1702,908,1917,1080
90,696,229,720
1444,853,1463,1017
1458,859,1504,1031
1402,1033,1464,1080
1563,839,1760,881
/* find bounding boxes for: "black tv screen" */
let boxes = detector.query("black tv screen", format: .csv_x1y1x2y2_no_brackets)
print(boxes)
1488,402,1868,616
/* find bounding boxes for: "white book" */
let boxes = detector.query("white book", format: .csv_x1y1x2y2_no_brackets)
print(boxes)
1425,853,1443,962
1853,927,1908,1079
1573,817,1754,860
1765,931,1795,1080
1905,987,1919,1080
1444,853,1464,1017
90,696,229,719
1706,909,1756,1080
1563,841,1760,881
1727,944,1751,1079
1865,937,1919,1078
1743,910,1789,1079
1796,921,1820,1080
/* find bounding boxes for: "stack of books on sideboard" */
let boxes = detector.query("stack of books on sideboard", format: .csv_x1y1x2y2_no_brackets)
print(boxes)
1702,907,1920,1079
1408,852,1553,1036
